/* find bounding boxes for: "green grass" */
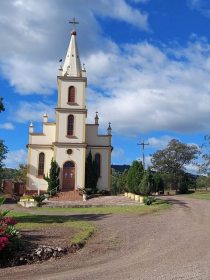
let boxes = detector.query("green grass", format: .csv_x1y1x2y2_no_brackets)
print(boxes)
36,199,170,215
189,191,210,200
11,213,95,246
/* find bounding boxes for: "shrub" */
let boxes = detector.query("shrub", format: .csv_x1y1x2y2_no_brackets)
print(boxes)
0,197,19,260
32,194,46,207
143,196,156,205
127,161,144,194
139,172,152,195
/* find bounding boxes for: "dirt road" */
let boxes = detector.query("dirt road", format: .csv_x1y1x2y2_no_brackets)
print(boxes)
1,196,210,280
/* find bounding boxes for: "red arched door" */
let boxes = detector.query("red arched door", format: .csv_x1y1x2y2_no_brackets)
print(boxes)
62,161,75,191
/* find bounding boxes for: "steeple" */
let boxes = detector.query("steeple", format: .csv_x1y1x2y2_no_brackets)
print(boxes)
62,29,82,77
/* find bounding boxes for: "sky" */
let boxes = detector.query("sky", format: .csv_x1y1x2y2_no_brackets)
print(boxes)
1,0,210,171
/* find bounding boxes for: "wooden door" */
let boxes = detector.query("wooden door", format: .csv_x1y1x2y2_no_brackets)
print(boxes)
62,161,75,191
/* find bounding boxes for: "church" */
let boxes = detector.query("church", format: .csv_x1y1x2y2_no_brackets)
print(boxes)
26,24,112,199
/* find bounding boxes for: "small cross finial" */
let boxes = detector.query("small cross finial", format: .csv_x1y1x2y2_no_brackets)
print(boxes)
69,18,79,30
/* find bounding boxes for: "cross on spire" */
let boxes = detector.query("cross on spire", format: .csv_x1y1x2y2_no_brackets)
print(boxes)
69,18,79,30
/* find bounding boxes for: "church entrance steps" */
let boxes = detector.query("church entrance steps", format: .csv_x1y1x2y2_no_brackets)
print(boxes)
49,190,82,201
43,195,140,207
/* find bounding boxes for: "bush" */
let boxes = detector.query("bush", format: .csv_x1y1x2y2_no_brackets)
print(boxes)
0,197,20,262
179,181,188,194
143,196,156,205
139,172,152,195
32,195,46,207
127,161,144,194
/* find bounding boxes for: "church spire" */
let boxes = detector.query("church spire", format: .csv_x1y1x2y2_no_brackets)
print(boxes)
62,18,82,77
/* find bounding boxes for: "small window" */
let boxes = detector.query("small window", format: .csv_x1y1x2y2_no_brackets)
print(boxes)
67,115,74,136
68,86,75,103
38,153,45,176
95,153,101,177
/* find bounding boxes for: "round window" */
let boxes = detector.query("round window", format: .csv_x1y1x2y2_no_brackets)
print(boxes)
67,149,73,155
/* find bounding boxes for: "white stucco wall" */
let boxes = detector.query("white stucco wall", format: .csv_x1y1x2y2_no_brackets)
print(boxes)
54,146,86,189
30,123,56,145
27,147,54,191
86,125,111,146
56,112,86,143
87,147,111,190
57,78,86,109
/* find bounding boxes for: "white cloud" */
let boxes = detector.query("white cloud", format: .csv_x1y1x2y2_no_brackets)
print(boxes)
86,39,210,135
10,101,55,123
147,136,173,149
0,122,14,130
112,147,125,159
0,0,149,95
136,155,152,168
188,0,210,17
4,149,27,168
184,163,199,174
1,1,210,137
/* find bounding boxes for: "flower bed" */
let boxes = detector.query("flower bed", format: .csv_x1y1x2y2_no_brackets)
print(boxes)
0,197,20,266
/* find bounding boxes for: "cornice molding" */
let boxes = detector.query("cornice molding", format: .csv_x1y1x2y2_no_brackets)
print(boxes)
55,108,87,114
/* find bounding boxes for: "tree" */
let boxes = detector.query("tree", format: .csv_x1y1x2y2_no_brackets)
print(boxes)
111,169,128,194
14,164,27,184
151,139,199,189
44,159,60,196
85,151,99,192
0,140,8,171
200,134,210,174
127,160,144,194
152,172,165,193
139,171,152,195
196,175,210,191
0,97,4,113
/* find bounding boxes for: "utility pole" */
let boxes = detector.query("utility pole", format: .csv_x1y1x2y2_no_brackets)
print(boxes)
137,140,149,169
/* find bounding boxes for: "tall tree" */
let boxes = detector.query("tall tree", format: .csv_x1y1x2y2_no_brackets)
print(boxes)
14,164,27,184
139,171,153,195
200,134,210,173
0,97,4,113
44,159,60,196
151,139,199,189
0,140,8,171
85,151,99,192
127,160,144,194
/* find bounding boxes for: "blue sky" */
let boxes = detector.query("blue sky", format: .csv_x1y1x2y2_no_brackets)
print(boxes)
1,0,210,171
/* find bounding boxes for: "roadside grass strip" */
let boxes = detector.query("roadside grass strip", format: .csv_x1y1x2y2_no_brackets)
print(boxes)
189,192,210,200
11,213,95,246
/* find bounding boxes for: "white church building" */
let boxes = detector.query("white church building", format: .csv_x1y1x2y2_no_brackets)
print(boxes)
26,26,112,199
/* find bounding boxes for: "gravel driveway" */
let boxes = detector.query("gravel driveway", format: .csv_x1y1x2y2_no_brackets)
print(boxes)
1,196,210,280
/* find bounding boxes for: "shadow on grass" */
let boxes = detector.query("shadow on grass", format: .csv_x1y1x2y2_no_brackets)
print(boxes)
15,213,109,224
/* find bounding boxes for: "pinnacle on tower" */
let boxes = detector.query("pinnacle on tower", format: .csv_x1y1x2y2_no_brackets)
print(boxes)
62,19,82,77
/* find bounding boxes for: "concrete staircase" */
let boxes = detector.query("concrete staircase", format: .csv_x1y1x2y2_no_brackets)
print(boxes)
49,190,82,201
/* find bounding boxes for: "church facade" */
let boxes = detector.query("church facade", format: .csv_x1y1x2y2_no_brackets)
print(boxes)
26,28,112,196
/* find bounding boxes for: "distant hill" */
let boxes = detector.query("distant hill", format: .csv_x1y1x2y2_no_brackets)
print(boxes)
111,164,130,173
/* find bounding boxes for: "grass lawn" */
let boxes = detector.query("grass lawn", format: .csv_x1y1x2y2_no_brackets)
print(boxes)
189,192,210,200
36,199,170,215
11,212,95,246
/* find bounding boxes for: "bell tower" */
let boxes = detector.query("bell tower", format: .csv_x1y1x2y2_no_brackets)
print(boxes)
54,19,87,190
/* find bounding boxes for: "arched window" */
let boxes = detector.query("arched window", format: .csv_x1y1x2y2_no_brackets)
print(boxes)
38,152,45,176
68,86,75,103
67,115,74,136
95,153,101,177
